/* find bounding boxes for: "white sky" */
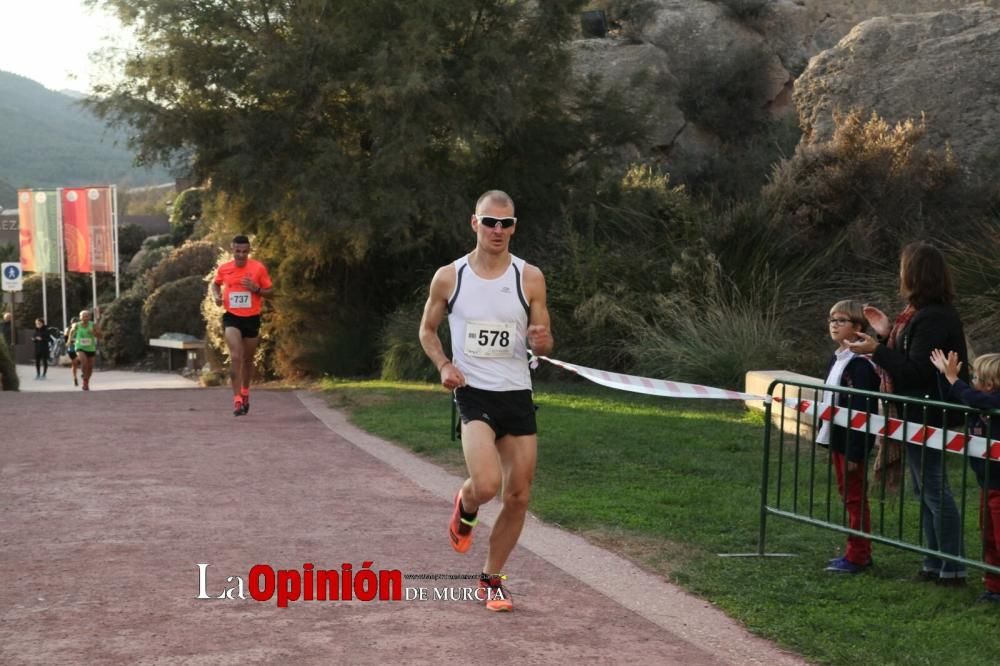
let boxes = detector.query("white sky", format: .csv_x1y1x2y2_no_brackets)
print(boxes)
0,1,131,93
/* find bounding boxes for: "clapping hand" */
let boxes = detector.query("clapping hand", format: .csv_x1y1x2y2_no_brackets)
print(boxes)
863,305,890,338
930,348,961,384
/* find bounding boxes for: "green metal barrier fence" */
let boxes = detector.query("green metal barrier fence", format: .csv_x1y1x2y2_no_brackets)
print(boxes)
759,377,1000,577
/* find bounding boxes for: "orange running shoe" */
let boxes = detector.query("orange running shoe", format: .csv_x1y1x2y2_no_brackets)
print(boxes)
479,574,513,612
448,491,477,553
233,396,244,417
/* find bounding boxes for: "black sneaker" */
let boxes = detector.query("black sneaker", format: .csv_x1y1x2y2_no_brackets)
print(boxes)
233,397,244,417
241,394,250,415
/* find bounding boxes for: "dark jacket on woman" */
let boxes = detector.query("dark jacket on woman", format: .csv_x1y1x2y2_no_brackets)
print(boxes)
872,304,969,427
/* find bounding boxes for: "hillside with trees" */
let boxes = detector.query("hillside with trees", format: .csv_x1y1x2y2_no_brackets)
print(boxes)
0,71,171,189
86,0,1000,386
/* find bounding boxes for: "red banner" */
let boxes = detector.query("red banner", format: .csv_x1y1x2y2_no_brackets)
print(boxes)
63,187,114,273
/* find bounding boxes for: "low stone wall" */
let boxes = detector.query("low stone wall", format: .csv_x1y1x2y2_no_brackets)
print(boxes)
744,369,823,438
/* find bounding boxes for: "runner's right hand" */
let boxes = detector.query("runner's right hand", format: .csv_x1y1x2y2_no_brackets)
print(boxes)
440,362,466,390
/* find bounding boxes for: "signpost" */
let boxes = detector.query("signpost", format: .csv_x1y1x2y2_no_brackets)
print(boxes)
2,262,23,346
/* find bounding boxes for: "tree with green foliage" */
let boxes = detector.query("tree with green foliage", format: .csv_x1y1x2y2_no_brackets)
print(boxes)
89,0,649,376
169,188,204,243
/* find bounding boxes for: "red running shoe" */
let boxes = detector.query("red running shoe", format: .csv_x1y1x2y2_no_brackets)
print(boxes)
448,491,477,554
479,574,513,612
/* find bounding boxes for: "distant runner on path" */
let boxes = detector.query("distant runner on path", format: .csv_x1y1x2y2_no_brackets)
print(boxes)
211,235,273,416
74,310,101,391
418,189,554,612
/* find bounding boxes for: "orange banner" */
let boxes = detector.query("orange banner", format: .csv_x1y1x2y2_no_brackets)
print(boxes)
63,187,113,273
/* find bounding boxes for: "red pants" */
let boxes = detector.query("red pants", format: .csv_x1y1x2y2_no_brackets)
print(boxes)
981,489,1000,593
832,451,872,564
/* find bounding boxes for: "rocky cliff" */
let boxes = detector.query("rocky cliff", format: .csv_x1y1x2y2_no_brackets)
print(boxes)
570,0,1000,174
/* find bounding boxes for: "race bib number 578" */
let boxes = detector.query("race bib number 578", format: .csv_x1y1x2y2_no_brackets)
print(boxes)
464,320,515,358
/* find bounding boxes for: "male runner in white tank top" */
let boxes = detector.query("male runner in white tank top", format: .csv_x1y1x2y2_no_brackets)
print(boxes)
419,189,553,612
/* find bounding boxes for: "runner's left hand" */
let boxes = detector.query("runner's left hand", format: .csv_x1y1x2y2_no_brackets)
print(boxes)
527,325,552,354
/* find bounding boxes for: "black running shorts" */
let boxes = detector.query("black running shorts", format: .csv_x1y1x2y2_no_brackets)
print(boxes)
455,386,537,439
222,313,262,339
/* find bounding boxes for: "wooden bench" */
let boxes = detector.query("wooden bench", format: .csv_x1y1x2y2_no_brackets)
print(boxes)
149,338,206,371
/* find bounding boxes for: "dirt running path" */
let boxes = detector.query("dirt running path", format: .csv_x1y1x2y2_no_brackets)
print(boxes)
0,389,805,665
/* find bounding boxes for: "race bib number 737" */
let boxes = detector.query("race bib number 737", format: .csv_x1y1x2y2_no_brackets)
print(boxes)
229,291,252,309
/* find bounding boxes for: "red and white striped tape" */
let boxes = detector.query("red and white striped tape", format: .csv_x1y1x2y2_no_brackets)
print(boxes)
531,355,1000,462
773,396,1000,462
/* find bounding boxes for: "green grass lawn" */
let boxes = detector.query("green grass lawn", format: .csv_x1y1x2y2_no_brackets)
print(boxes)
319,379,1000,665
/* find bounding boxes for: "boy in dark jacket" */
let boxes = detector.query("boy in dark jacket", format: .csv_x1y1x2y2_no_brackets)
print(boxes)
931,348,1000,603
818,300,881,574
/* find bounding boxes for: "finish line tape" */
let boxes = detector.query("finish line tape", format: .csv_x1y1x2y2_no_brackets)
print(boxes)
531,355,1000,462
531,355,763,401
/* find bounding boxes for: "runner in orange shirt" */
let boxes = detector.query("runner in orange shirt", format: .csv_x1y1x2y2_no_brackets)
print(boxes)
210,235,273,416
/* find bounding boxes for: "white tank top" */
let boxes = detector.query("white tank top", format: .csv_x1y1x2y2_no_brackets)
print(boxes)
447,254,531,391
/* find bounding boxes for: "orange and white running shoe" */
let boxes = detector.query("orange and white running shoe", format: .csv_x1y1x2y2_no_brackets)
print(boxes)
448,491,477,554
479,574,513,612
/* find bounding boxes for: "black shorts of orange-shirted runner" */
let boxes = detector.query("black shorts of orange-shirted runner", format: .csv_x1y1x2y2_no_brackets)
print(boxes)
222,313,262,339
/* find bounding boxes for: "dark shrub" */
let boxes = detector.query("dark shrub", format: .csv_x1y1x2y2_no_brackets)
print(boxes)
13,272,95,329
100,291,147,366
676,43,774,143
379,296,449,381
763,110,965,262
715,0,770,21
117,223,149,265
542,164,706,370
142,275,208,340
127,245,173,277
0,335,18,390
147,241,218,291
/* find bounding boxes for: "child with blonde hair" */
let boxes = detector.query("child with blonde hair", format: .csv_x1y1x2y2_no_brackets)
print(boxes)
930,349,1000,603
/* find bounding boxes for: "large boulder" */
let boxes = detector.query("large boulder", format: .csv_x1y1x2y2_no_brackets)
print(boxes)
567,38,684,152
794,3,1000,167
796,0,999,51
639,0,793,110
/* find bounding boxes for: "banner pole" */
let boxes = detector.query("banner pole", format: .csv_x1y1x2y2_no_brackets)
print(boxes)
92,271,98,321
112,185,120,299
41,271,48,325
57,188,67,330
8,290,14,347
